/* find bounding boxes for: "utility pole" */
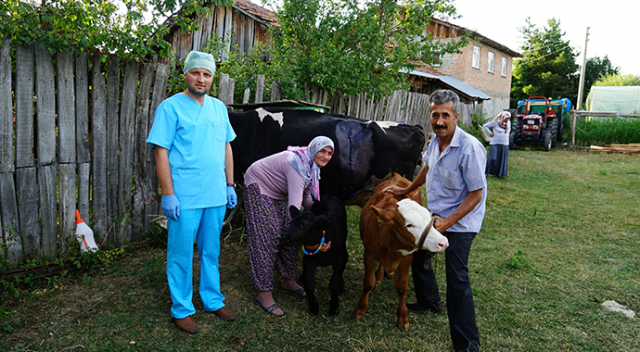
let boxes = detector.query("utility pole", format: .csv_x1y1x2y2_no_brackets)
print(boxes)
576,27,590,111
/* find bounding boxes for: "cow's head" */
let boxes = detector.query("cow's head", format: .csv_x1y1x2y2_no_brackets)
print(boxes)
372,197,448,253
282,206,331,249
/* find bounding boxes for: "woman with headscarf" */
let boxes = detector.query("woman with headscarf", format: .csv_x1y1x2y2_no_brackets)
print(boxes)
243,136,335,316
483,111,511,178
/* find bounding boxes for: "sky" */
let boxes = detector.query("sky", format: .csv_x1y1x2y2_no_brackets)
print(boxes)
448,0,640,76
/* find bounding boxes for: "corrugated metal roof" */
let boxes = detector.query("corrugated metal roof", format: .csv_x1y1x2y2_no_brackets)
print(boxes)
403,69,491,100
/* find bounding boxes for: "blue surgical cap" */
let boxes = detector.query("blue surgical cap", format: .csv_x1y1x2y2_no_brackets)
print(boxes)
183,51,216,75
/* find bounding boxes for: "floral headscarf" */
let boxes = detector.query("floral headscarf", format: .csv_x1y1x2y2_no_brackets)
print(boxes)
285,136,335,201
495,111,511,132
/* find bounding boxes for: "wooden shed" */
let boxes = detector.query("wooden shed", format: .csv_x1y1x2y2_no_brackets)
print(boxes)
156,0,278,63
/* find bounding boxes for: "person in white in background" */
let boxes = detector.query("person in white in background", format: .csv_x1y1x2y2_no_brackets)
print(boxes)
483,111,511,178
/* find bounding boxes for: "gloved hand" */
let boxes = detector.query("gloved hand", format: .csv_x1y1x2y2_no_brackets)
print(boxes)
162,195,181,221
226,186,237,209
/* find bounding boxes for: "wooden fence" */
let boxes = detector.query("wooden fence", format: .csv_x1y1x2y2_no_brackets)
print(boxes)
0,35,173,267
0,34,459,267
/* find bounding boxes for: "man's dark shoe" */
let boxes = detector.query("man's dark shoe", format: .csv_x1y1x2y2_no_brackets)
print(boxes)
210,306,236,321
173,315,198,334
406,300,444,313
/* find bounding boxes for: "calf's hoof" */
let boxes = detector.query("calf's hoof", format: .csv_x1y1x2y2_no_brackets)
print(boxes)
309,302,320,316
353,313,364,321
397,322,409,332
374,281,382,291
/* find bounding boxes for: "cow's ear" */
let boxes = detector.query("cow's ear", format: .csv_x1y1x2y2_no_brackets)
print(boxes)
371,205,393,222
289,206,301,219
316,218,331,231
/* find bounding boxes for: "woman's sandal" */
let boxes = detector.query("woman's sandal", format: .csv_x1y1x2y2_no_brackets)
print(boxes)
253,298,284,316
282,287,306,298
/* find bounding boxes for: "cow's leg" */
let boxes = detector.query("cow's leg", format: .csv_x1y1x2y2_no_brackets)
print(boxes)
328,257,348,316
353,254,377,321
374,263,385,290
394,256,413,332
301,261,320,316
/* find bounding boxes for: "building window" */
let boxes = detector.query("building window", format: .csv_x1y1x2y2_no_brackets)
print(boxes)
472,46,480,68
502,57,508,76
488,51,495,73
432,53,441,67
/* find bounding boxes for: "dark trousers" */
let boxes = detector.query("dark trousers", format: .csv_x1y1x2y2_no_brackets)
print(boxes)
412,231,479,352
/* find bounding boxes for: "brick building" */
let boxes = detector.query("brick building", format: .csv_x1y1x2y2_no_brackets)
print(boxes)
423,17,522,118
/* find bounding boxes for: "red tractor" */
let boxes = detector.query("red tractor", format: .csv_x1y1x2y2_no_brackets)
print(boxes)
510,96,571,151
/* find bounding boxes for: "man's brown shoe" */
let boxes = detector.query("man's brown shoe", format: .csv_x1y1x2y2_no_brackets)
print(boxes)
173,315,198,334
210,306,236,321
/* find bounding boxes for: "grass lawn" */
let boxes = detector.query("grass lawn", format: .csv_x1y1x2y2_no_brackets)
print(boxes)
2,149,639,351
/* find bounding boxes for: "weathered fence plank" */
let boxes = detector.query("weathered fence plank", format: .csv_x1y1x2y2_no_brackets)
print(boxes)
255,74,265,103
16,167,40,257
38,165,57,259
117,61,140,244
132,63,156,241
58,163,76,257
243,88,251,104
78,162,90,220
145,64,170,227
0,173,21,266
15,44,35,169
227,78,236,105
91,54,108,240
270,81,280,101
35,46,56,167
56,51,76,163
106,54,120,231
0,35,12,174
75,52,91,163
219,73,230,105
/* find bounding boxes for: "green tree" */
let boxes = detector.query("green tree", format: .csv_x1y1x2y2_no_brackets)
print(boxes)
224,0,468,101
511,18,578,107
593,73,640,86
582,56,619,108
0,0,229,60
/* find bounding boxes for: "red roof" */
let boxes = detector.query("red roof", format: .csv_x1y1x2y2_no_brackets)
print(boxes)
408,61,445,76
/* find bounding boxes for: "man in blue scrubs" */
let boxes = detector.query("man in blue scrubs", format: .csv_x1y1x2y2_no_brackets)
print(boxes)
147,51,238,334
385,89,487,352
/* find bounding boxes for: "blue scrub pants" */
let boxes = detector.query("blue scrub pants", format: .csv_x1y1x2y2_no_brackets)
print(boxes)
167,206,226,319
412,231,479,352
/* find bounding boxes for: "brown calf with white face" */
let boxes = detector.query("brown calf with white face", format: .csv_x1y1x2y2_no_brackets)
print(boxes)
353,173,448,331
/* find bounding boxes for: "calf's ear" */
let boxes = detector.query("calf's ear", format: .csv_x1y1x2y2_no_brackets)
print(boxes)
371,205,393,222
289,206,301,219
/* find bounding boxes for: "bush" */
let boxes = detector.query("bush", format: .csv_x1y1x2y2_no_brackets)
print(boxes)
575,117,640,145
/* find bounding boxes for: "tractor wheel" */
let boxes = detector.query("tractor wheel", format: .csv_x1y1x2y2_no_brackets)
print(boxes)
557,119,564,142
509,118,520,150
549,118,558,147
543,131,553,151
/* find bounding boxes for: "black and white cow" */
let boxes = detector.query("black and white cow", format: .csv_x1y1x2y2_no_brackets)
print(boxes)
229,108,425,206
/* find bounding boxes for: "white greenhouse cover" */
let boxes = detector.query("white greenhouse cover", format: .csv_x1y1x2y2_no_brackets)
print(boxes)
586,86,640,114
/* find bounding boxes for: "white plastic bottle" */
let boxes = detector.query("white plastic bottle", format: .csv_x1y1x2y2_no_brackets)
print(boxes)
75,210,99,252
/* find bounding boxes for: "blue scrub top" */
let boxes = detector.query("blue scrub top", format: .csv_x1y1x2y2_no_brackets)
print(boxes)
147,93,236,209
